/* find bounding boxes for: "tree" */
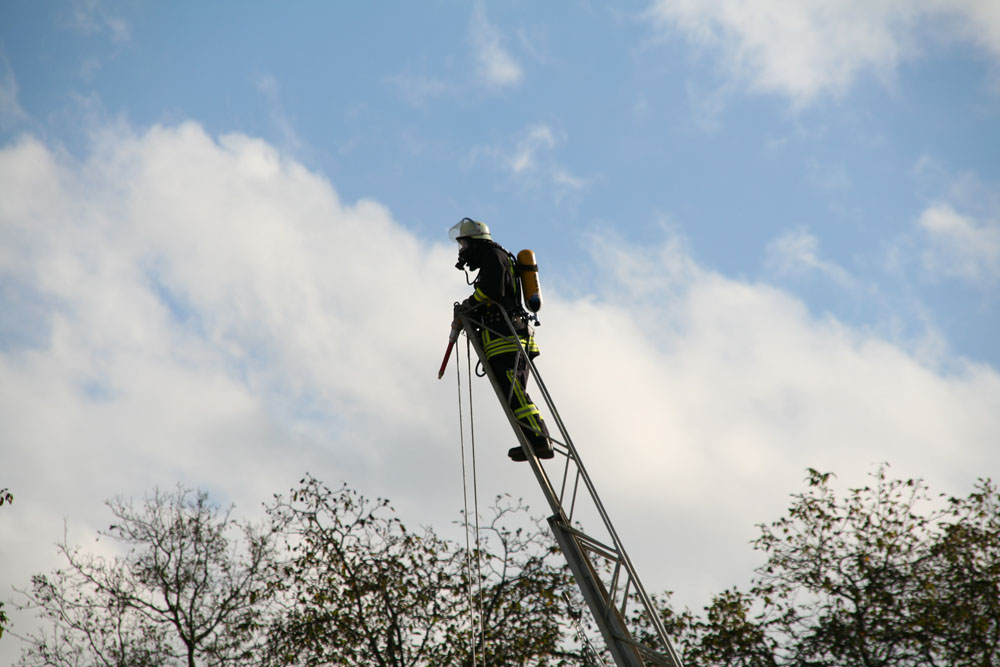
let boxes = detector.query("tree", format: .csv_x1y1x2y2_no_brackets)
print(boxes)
264,476,463,667
676,466,1000,667
18,478,592,667
447,496,576,666
264,477,580,667
917,478,1000,665
672,589,775,667
1,487,12,641
18,486,276,667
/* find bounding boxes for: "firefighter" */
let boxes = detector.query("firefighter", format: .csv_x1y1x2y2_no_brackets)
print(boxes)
449,218,554,462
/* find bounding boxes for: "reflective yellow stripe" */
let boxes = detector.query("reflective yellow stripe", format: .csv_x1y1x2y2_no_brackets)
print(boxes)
524,413,542,436
507,370,543,436
509,370,529,404
485,340,518,355
482,330,539,360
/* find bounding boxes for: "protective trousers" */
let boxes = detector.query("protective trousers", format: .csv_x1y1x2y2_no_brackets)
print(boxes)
481,329,551,452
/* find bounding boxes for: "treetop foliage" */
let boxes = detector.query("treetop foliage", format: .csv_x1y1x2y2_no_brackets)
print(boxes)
1,486,10,641
10,466,999,667
676,465,1000,667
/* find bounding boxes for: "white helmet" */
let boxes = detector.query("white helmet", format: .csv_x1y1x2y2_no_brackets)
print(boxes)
449,217,492,242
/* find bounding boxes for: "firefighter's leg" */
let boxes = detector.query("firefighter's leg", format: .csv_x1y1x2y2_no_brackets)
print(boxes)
488,353,552,461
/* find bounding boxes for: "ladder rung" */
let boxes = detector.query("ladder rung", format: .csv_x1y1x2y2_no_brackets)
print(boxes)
560,523,623,564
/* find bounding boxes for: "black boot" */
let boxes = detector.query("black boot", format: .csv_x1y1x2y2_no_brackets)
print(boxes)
508,435,554,462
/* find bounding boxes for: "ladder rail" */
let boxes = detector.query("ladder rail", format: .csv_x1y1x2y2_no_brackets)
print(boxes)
459,310,565,514
462,306,675,643
469,308,664,621
456,305,684,667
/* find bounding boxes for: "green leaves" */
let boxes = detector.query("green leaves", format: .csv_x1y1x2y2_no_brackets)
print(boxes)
675,466,1000,667
263,482,577,667
23,468,994,667
17,480,590,666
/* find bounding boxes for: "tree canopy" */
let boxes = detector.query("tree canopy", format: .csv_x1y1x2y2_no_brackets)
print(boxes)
12,467,999,666
1,486,12,641
17,487,276,667
14,479,583,667
675,466,1000,667
265,476,576,666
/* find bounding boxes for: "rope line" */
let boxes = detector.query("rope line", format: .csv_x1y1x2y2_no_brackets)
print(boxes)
455,345,478,667
456,331,486,665
466,334,487,663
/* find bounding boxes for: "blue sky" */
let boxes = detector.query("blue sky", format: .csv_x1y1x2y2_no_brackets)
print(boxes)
1,0,999,658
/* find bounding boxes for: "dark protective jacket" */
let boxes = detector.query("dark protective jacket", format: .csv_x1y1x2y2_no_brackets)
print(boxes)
458,240,539,360
468,241,519,312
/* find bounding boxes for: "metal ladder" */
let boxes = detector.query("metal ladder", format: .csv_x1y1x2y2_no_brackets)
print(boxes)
457,304,684,667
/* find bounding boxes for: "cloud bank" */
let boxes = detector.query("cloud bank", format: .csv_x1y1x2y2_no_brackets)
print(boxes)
2,124,997,657
647,0,1000,104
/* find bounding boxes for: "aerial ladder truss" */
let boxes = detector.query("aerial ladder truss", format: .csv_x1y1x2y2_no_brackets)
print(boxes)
454,303,684,667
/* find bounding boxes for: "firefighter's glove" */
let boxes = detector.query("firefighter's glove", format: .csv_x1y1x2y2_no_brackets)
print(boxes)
453,298,474,317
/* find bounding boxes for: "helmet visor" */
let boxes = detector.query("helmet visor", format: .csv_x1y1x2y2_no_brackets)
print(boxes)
449,218,491,243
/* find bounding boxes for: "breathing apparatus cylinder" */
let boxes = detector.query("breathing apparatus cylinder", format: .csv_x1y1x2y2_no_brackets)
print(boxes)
517,249,543,312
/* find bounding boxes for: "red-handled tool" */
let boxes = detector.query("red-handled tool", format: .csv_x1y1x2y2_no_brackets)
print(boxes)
437,320,463,379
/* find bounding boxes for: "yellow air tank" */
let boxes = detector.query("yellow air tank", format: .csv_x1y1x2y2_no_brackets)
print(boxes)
517,249,543,312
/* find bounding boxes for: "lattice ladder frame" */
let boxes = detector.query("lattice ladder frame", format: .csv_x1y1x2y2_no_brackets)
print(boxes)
456,304,684,667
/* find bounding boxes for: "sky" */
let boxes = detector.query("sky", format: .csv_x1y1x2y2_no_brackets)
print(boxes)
1,0,999,659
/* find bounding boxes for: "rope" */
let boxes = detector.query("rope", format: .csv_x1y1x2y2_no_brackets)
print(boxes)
455,347,479,667
466,335,486,662
456,331,486,665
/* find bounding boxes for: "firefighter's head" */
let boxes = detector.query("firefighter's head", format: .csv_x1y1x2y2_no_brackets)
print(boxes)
449,218,491,243
450,218,491,270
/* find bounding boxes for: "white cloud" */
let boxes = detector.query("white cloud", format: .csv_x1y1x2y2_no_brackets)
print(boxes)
919,203,1000,284
388,73,453,107
2,124,998,659
56,0,133,82
67,0,131,44
0,125,463,656
647,0,1000,105
0,56,28,129
942,0,1000,57
252,73,304,155
469,4,523,90
542,231,1000,600
684,79,735,132
253,72,279,99
469,124,589,201
552,169,587,191
498,124,589,199
765,226,857,288
511,125,556,174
